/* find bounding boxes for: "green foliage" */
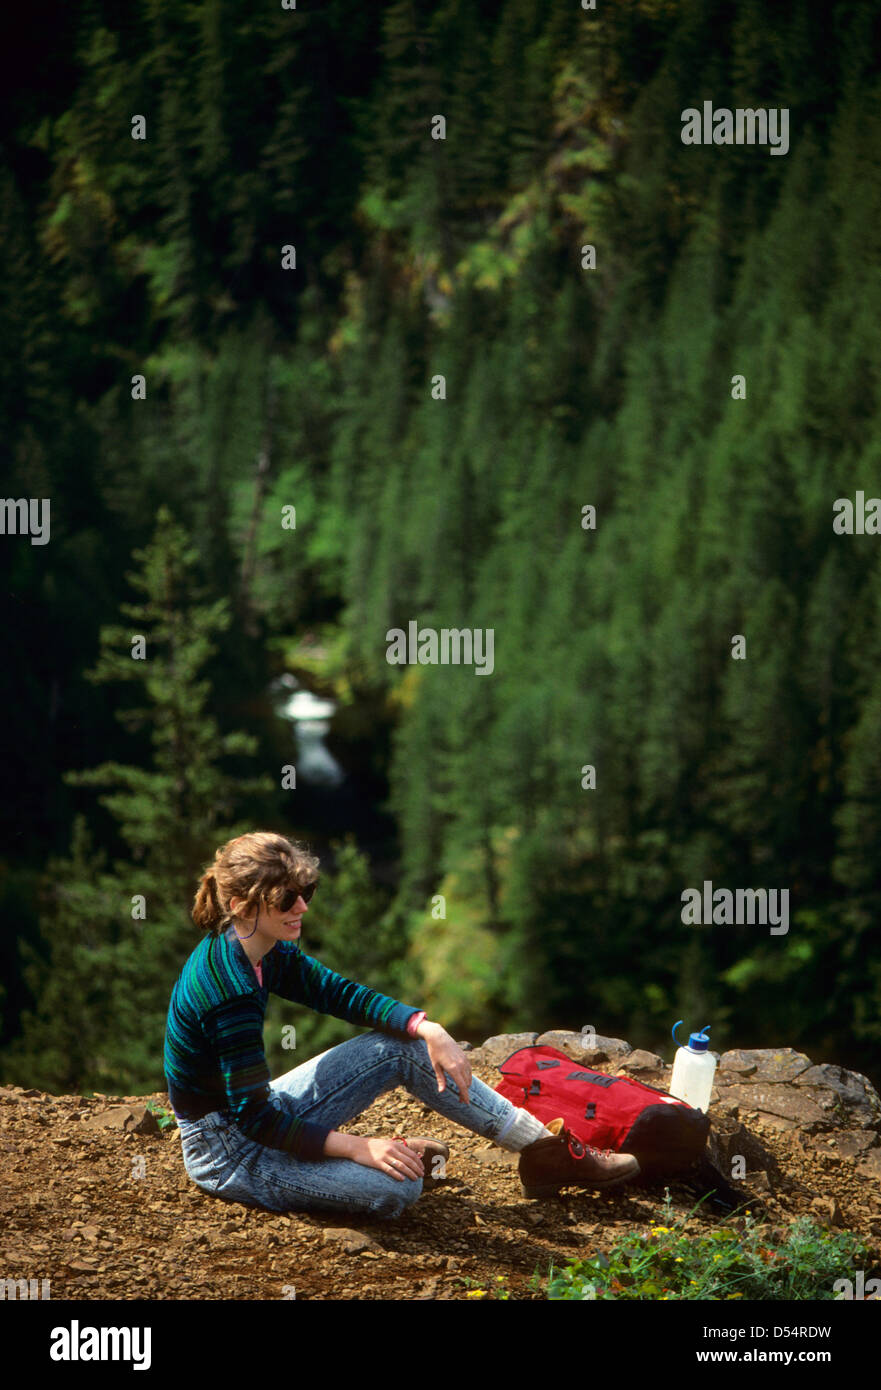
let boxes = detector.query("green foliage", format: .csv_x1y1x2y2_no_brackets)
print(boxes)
544,1191,873,1301
65,504,270,888
4,0,881,1083
453,1266,547,1300
145,1099,177,1131
316,2,881,1064
2,509,272,1094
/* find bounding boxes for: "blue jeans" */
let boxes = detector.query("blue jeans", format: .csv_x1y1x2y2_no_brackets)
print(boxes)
177,1031,524,1219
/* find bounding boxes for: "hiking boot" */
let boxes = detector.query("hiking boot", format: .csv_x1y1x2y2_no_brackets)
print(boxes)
395,1135,450,1181
518,1118,640,1198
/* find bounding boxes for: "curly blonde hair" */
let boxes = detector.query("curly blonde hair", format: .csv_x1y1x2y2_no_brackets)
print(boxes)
192,831,320,936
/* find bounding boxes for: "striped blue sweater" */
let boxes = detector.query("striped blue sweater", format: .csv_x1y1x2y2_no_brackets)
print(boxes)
164,924,421,1160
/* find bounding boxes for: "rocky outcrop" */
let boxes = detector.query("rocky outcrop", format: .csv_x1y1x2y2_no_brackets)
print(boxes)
469,1030,634,1069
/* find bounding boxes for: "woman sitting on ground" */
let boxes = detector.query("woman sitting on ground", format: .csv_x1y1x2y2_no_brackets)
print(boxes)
164,830,639,1219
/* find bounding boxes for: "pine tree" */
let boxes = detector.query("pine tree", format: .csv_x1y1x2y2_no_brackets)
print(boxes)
1,506,272,1092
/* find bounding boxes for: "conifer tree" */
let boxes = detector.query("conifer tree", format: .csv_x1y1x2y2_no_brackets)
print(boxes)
2,506,272,1092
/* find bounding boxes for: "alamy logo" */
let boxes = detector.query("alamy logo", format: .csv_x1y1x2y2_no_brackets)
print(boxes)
386,621,494,675
0,497,51,545
681,102,789,156
681,881,789,935
49,1321,151,1371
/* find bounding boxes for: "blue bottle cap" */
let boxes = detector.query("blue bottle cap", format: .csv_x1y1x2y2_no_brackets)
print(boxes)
672,1020,712,1051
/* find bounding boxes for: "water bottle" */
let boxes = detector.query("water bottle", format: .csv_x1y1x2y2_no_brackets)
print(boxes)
669,1020,717,1112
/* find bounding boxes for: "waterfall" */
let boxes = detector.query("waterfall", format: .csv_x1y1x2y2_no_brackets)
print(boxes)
270,675,345,787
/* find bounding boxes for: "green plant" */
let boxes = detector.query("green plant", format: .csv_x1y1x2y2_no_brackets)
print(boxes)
453,1273,515,1300
452,1263,549,1300
145,1099,176,1132
543,1189,872,1300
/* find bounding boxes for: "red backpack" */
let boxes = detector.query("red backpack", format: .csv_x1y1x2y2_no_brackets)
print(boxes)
494,1043,711,1180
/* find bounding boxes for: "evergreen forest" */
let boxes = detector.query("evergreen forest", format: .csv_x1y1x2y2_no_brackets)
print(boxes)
2,0,881,1092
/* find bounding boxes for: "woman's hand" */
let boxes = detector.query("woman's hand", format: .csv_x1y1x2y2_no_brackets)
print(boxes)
351,1135,424,1181
418,1021,473,1105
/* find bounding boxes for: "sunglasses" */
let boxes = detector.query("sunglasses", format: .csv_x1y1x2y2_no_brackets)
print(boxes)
275,882,317,913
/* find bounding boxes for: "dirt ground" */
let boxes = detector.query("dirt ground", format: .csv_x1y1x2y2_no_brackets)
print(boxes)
2,1055,880,1301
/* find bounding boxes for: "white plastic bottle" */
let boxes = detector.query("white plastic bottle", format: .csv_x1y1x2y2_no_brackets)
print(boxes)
668,1021,717,1112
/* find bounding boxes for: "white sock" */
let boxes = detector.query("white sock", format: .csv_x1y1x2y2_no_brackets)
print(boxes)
495,1106,554,1152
